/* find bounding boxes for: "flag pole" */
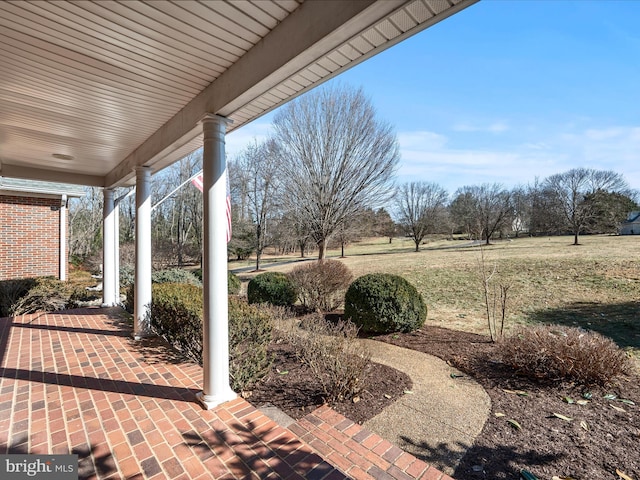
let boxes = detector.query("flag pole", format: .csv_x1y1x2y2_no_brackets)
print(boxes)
151,170,203,212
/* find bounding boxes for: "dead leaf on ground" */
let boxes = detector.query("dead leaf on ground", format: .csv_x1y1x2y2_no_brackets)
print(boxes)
503,389,529,396
507,419,522,430
616,469,634,480
552,413,573,422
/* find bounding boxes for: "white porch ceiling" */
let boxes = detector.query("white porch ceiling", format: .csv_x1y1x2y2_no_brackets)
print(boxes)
0,0,477,188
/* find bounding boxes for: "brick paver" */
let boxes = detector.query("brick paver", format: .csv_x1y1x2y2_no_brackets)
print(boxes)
0,308,454,479
290,407,454,480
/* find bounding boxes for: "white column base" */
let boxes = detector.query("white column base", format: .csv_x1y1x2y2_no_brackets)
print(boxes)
196,390,236,410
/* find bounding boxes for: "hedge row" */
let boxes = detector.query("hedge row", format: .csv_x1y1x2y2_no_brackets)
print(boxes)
150,283,273,392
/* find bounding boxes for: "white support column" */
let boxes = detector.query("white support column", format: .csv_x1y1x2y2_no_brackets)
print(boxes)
134,167,152,339
59,194,67,281
102,189,116,307
196,114,236,410
114,201,120,304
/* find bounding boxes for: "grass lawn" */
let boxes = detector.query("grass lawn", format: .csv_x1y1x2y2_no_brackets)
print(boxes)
237,234,640,363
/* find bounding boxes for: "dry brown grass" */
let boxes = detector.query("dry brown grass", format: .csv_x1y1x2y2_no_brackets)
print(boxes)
246,235,639,363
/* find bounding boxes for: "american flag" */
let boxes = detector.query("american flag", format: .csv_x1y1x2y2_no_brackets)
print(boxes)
191,172,232,243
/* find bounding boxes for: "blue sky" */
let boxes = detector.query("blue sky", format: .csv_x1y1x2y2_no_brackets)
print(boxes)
227,0,640,194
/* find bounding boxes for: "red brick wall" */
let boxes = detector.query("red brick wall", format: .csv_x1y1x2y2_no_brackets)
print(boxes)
0,195,66,281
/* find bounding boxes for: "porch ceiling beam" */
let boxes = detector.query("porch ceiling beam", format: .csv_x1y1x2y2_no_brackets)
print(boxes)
104,0,406,188
0,164,103,187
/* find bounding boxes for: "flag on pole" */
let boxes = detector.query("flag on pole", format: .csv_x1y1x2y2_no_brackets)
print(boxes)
191,172,232,243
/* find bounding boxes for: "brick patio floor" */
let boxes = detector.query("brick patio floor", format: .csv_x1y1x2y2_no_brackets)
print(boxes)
0,308,453,480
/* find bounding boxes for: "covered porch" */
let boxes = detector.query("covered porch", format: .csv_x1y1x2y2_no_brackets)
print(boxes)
0,0,477,411
0,308,450,479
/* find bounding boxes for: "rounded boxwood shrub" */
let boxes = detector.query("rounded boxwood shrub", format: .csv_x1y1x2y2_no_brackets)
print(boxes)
247,272,297,306
344,273,427,334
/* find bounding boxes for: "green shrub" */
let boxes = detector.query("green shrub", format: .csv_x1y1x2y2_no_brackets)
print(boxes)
193,269,241,295
500,325,630,385
247,272,297,306
9,277,82,315
124,283,135,314
344,273,427,334
227,271,241,295
125,267,222,313
289,260,353,312
0,278,37,317
228,297,273,392
148,283,273,391
150,283,203,360
119,265,135,288
152,268,201,286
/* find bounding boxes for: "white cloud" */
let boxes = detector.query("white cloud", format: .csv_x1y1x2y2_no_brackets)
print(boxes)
452,121,510,133
395,125,640,192
226,121,274,158
223,121,640,193
397,131,448,150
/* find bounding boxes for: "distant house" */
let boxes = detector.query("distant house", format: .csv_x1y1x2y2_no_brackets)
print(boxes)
619,211,640,235
0,177,85,281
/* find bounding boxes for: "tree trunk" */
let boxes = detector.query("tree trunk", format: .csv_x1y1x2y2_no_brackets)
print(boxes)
574,231,579,245
389,237,392,244
317,239,326,260
341,241,345,258
255,227,262,270
414,240,420,252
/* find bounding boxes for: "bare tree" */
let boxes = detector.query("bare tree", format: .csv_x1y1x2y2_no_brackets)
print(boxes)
451,184,512,245
277,208,313,258
273,84,399,260
544,168,629,245
449,189,479,239
69,187,103,262
236,140,282,271
395,182,448,252
510,185,530,237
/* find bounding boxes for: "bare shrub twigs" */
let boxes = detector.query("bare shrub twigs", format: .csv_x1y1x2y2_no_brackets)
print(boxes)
477,246,511,342
500,325,631,385
284,314,371,403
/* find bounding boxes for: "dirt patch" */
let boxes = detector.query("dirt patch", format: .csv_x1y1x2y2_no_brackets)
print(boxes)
246,340,412,425
375,326,640,480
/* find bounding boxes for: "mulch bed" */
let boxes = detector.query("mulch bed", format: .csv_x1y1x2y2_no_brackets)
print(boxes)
247,340,412,424
375,326,640,480
248,323,640,480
